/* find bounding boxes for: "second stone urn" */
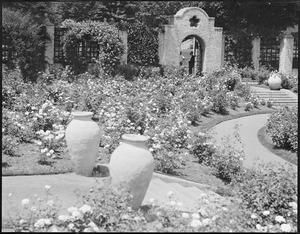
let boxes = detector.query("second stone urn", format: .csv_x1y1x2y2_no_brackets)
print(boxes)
268,72,282,90
65,111,101,177
109,134,154,210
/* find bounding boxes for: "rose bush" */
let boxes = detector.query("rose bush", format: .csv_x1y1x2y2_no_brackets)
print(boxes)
266,106,298,152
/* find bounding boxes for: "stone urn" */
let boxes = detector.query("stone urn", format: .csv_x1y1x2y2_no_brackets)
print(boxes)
65,111,101,177
268,73,282,90
109,134,154,210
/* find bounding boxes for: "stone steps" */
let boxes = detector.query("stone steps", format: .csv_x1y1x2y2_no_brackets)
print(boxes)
250,86,298,106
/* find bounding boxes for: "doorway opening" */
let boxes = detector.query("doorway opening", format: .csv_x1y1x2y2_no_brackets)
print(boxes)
180,35,204,75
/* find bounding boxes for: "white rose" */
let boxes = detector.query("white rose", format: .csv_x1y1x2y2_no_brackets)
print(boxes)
68,207,78,214
21,198,30,206
177,202,183,207
149,198,155,204
121,214,130,220
202,218,211,226
47,200,54,206
275,215,286,223
72,211,82,220
19,219,26,225
58,215,71,222
79,204,92,214
190,219,202,228
182,213,189,218
263,210,270,216
192,213,200,220
280,223,292,232
167,191,173,198
169,201,176,206
68,223,74,229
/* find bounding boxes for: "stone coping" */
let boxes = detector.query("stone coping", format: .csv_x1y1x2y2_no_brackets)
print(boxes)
95,164,213,191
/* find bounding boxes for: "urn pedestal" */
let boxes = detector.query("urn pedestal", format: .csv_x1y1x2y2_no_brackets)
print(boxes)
65,111,101,177
268,73,282,90
109,134,154,210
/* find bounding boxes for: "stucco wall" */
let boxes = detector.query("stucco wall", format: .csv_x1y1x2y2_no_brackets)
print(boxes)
158,7,223,72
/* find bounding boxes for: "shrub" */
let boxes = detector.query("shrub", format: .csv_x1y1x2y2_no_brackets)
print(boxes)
2,8,48,83
231,162,297,224
266,99,273,108
207,127,245,183
266,106,298,152
187,132,216,164
249,94,259,108
256,66,271,85
223,69,242,91
279,72,296,90
116,63,140,80
153,149,184,174
61,19,125,76
239,66,257,80
210,90,229,114
234,82,251,100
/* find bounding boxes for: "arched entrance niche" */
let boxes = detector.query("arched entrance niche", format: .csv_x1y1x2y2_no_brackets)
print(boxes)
158,7,223,73
180,35,205,75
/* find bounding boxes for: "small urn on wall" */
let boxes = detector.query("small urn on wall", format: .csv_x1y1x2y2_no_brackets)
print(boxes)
268,72,282,90
109,134,154,210
65,111,101,177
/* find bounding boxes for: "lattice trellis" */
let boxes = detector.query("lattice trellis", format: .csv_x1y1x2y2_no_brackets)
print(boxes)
54,27,67,63
54,27,99,63
2,28,16,63
260,37,280,69
224,36,252,68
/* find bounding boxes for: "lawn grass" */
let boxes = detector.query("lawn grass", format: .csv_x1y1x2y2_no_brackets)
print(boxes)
2,143,73,176
257,126,298,166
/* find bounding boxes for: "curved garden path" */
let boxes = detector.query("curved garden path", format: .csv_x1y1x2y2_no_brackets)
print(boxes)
209,113,297,172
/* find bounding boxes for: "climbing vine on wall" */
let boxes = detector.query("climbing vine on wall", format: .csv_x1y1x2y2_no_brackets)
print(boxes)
61,19,125,75
224,34,253,68
125,21,159,66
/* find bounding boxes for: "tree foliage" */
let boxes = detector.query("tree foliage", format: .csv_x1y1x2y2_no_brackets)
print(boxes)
2,8,49,82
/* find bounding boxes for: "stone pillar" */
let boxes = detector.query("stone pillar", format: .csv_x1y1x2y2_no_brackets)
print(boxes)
158,31,165,66
118,30,128,64
251,37,260,71
221,34,225,67
44,16,55,67
279,33,294,75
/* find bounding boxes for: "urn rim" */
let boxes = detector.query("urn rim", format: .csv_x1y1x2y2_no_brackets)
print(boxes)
122,134,149,142
71,111,94,117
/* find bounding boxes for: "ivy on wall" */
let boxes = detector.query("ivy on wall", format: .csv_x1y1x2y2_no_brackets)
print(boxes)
224,34,253,68
61,19,125,75
125,21,159,66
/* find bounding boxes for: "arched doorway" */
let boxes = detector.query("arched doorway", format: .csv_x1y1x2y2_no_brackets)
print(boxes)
180,35,204,75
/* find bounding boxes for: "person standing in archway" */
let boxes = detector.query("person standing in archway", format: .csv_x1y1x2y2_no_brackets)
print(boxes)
179,51,185,66
188,51,195,74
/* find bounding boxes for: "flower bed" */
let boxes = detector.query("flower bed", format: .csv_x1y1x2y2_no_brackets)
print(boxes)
2,64,297,232
2,64,275,177
3,168,297,232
